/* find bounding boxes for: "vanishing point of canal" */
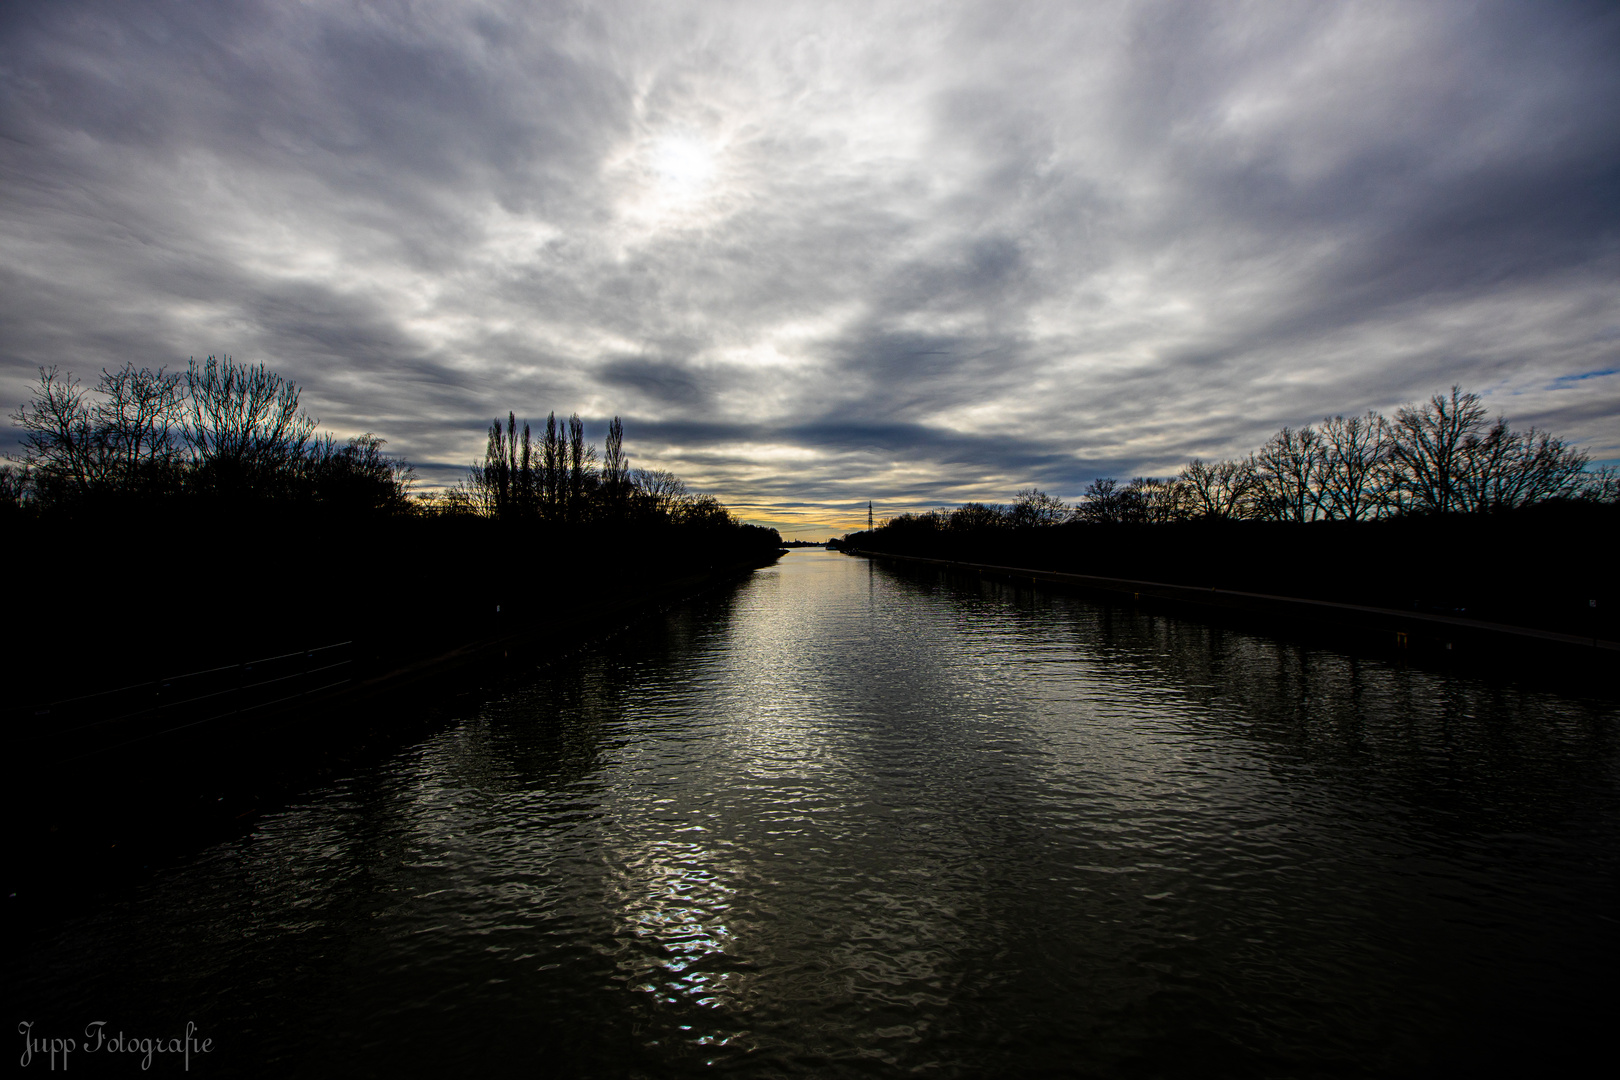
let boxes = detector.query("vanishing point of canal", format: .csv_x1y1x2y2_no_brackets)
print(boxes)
16,549,1619,1076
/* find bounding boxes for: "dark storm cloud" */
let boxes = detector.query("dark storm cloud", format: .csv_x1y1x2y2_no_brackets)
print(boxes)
3,0,1617,534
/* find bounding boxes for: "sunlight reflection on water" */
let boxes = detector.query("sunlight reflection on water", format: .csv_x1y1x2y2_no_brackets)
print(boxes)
18,551,1620,1077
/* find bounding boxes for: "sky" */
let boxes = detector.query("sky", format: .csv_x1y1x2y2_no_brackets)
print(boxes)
2,0,1617,539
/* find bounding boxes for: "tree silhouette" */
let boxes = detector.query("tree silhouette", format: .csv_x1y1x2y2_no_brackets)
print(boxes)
1454,419,1587,511
602,416,628,512
1316,413,1386,521
185,355,316,498
1387,386,1488,515
1178,457,1257,519
1008,488,1068,527
1253,426,1322,522
12,366,99,501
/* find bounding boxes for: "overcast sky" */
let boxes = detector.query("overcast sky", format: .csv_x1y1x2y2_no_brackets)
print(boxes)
3,0,1616,537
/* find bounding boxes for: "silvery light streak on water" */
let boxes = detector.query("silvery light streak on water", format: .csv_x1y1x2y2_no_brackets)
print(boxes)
18,551,1618,1076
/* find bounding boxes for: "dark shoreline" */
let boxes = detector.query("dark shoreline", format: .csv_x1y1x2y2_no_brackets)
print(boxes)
850,546,1617,650
6,551,782,932
837,502,1618,643
847,546,1619,696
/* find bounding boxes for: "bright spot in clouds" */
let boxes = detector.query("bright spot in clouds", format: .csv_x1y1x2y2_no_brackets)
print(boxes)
650,135,717,196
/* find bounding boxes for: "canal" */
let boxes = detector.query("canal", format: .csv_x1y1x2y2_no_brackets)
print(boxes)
15,549,1619,1076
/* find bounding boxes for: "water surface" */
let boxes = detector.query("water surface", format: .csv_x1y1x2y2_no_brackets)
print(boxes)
18,550,1619,1076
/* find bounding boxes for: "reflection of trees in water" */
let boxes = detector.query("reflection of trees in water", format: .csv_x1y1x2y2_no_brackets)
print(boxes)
22,552,1616,1077
875,558,1618,833
23,595,774,1074
414,573,760,797
860,557,1619,1075
364,576,792,1066
1090,603,1616,826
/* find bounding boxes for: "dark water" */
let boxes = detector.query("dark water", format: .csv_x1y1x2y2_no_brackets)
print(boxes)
16,551,1619,1076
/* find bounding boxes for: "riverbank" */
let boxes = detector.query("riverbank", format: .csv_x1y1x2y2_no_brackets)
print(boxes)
839,501,1617,643
13,549,1616,1078
9,505,783,707
846,548,1618,674
6,546,782,925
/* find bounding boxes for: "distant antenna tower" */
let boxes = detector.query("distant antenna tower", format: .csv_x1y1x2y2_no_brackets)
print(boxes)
867,501,873,530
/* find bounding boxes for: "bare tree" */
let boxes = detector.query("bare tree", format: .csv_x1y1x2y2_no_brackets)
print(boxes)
542,411,563,518
1387,386,1487,514
184,355,315,495
418,481,480,516
1124,477,1186,523
11,366,99,500
308,432,417,512
949,502,1007,530
14,358,432,512
631,468,689,518
868,385,1598,534
1315,412,1387,521
469,412,551,519
883,509,947,534
1455,419,1588,511
468,414,510,516
673,493,733,528
1501,426,1585,507
1078,478,1122,523
1007,487,1068,527
10,362,184,501
602,416,628,504
1253,426,1323,522
93,363,186,494
0,463,31,514
566,412,595,519
1579,465,1620,504
1178,457,1258,519
517,418,534,519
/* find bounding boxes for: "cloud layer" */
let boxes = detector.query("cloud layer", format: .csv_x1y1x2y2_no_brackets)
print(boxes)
4,0,1617,536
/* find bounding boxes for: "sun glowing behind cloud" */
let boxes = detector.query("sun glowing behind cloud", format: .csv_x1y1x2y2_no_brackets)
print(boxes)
650,135,717,195
607,130,735,237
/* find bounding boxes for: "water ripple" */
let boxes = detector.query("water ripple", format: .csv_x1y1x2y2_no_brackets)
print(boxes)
17,551,1620,1077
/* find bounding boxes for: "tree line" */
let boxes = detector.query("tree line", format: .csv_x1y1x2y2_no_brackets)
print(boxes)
5,358,415,514
875,387,1617,534
431,411,741,529
5,357,759,533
